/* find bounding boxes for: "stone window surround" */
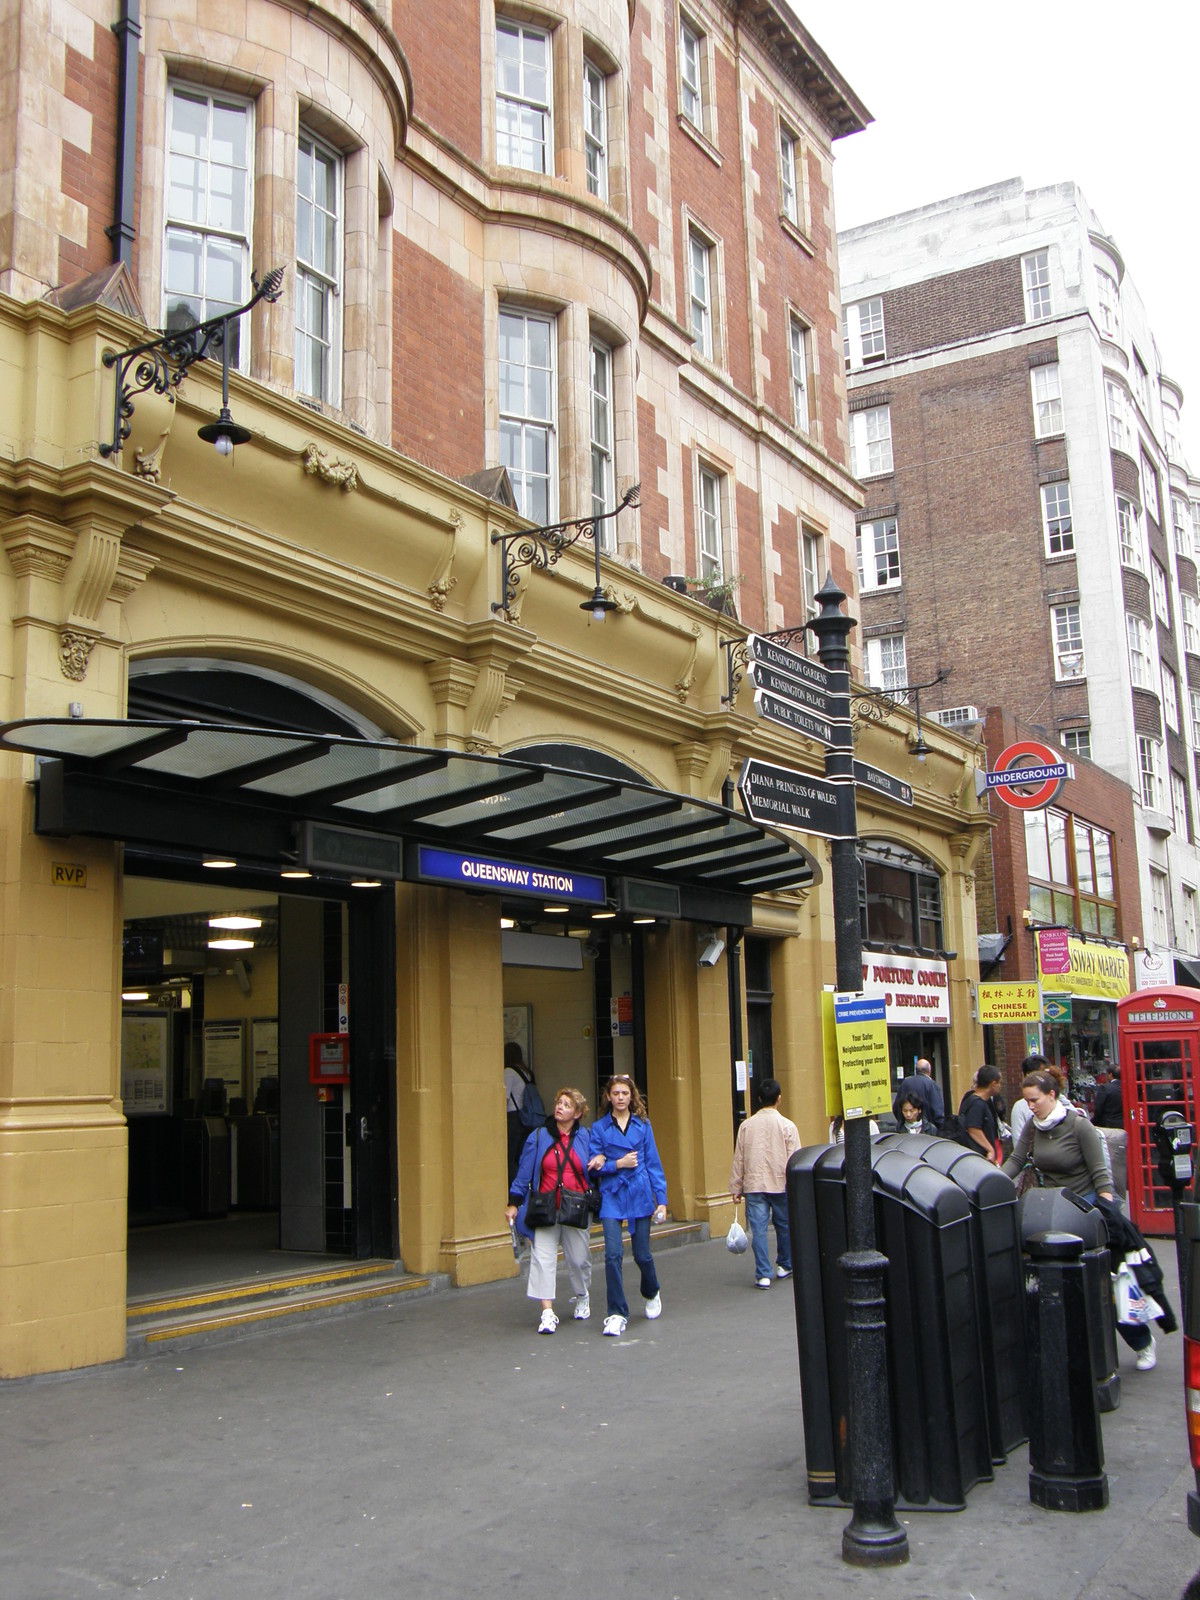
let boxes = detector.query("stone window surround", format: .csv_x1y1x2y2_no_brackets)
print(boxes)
483,8,629,216
146,59,390,442
484,295,636,532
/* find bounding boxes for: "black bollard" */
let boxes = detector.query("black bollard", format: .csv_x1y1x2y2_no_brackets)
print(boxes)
1025,1231,1109,1512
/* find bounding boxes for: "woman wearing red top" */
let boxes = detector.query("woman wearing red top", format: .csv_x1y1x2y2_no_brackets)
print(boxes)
506,1088,593,1334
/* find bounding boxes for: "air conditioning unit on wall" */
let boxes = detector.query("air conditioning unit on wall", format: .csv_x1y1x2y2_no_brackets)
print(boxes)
932,705,981,728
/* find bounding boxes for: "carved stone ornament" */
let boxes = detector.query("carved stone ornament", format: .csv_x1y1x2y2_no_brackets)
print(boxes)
59,629,97,682
428,510,462,612
302,443,359,491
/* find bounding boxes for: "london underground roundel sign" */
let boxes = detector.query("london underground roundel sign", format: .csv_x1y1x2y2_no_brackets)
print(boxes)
984,739,1071,811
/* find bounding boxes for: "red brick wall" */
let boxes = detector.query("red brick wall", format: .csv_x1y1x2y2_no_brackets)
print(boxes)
746,96,842,462
880,257,1024,361
59,24,124,282
394,0,482,163
855,340,1077,724
981,707,1141,1087
391,233,483,475
771,509,803,629
668,43,752,396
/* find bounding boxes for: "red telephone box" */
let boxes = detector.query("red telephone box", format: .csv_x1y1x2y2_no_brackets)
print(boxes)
1117,987,1200,1234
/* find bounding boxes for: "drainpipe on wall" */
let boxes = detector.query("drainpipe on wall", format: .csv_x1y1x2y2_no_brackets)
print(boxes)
107,0,141,270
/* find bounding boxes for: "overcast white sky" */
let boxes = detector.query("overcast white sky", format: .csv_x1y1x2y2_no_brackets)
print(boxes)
800,1,1200,463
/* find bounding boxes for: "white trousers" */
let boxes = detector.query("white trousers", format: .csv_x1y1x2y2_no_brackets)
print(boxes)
526,1222,592,1302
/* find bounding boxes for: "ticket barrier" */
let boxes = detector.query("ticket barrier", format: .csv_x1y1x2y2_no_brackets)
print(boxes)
786,1139,1003,1511
181,1115,230,1217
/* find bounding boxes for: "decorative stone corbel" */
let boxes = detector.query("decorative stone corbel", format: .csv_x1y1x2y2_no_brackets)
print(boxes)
133,393,175,482
302,442,359,492
58,629,97,682
674,623,702,703
428,510,461,612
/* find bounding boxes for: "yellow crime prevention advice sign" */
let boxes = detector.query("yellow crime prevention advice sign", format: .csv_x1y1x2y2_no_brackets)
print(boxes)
977,982,1040,1024
833,990,891,1119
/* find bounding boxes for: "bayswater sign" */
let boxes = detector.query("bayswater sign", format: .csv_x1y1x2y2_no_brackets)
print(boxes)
859,950,950,1026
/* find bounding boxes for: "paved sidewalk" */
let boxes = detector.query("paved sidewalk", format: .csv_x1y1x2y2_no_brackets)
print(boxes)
3,1235,1199,1600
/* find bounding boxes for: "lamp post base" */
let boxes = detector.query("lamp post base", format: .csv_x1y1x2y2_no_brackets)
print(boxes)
842,1518,911,1567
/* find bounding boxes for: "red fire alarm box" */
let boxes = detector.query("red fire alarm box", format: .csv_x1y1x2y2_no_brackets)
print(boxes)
309,1031,350,1085
1117,987,1200,1235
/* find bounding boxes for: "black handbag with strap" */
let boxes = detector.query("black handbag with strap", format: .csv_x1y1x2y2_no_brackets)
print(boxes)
525,1133,591,1230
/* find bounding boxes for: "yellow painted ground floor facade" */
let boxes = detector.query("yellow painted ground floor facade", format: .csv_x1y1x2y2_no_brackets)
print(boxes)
0,294,992,1377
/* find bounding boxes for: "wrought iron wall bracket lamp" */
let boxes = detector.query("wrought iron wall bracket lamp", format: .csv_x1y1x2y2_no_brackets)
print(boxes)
491,484,640,621
99,267,286,461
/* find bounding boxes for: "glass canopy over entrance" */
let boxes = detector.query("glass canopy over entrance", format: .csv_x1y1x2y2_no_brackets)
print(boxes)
0,719,821,913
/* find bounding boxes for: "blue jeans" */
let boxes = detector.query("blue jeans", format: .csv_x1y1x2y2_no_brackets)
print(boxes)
601,1215,659,1319
745,1192,790,1280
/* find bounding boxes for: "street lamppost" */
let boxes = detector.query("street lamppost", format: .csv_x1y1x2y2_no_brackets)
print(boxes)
805,572,909,1568
491,485,640,621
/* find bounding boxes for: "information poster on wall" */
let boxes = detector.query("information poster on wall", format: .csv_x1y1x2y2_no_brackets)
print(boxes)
833,992,891,1120
203,1018,245,1097
251,1017,279,1097
503,1003,533,1073
121,1012,169,1115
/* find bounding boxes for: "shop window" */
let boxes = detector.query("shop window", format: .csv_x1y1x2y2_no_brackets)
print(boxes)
495,19,552,174
295,131,342,404
857,841,943,953
163,85,252,366
499,306,556,522
1024,806,1118,937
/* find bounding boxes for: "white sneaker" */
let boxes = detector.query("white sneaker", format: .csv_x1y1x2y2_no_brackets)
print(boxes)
756,1276,771,1289
775,1266,792,1279
572,1295,591,1320
1136,1335,1157,1371
602,1314,627,1337
537,1308,558,1335
644,1292,662,1320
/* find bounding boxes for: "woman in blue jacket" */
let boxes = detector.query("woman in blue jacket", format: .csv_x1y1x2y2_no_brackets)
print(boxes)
587,1074,667,1336
505,1088,593,1334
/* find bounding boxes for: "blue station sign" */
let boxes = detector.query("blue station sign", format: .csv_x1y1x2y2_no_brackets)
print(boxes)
412,844,607,905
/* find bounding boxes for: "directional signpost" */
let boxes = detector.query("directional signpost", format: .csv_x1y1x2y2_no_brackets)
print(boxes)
746,636,843,745
737,756,850,840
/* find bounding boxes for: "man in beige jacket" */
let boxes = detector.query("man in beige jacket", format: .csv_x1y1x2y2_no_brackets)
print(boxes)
729,1079,800,1289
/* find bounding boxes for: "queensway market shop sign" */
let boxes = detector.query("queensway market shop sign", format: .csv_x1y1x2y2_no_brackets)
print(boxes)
414,844,606,905
1036,932,1130,1002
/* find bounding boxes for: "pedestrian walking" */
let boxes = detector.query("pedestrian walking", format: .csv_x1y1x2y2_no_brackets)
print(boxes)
892,1057,943,1124
506,1088,593,1334
961,1064,1003,1163
587,1074,667,1337
896,1091,937,1135
728,1078,799,1288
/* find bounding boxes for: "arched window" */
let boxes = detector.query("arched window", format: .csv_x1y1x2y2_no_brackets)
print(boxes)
858,840,943,953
